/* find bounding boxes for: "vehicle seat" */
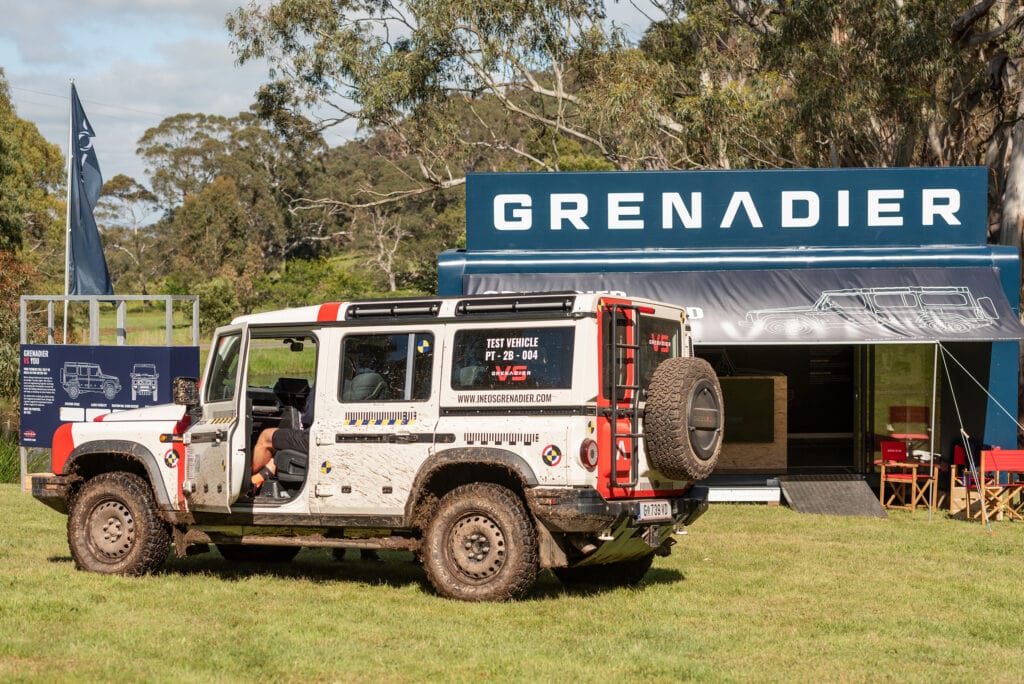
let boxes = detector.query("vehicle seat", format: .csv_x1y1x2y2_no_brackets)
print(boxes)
458,365,486,387
278,406,301,430
343,372,387,401
275,449,307,484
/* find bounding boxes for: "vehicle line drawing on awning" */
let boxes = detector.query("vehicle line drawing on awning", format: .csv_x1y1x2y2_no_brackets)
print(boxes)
741,286,999,337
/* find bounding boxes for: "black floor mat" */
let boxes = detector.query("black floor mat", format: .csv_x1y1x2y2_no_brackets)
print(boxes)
777,474,887,518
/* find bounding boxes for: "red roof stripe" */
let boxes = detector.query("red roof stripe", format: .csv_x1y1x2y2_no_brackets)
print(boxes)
317,302,342,321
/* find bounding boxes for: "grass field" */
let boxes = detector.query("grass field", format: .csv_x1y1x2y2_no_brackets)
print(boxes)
2,486,1022,682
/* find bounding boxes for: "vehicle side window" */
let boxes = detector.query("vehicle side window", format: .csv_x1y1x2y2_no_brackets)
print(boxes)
340,332,433,402
205,333,241,403
451,327,573,390
920,292,968,307
829,294,867,310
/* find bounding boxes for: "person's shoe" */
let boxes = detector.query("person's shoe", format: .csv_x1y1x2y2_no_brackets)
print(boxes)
331,548,383,562
360,549,383,563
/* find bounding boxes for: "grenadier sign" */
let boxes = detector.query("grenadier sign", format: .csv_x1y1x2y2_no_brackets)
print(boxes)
466,167,988,251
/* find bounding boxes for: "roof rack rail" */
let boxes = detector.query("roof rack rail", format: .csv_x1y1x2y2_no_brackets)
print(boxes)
455,294,576,316
345,300,441,320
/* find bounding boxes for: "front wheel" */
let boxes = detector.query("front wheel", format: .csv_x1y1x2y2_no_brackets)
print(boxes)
67,472,171,576
423,483,538,601
553,554,655,587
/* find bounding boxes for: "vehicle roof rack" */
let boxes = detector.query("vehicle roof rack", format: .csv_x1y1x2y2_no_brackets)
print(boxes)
454,294,576,316
345,300,442,320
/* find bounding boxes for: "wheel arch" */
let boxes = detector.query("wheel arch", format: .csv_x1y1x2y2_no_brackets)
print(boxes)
64,440,173,510
405,447,538,529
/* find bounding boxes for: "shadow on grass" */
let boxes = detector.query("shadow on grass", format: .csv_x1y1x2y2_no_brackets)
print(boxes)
48,556,73,563
153,548,686,600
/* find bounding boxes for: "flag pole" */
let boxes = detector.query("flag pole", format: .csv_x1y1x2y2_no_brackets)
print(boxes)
63,79,73,343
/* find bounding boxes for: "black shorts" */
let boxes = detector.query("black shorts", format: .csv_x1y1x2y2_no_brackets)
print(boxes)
272,428,309,454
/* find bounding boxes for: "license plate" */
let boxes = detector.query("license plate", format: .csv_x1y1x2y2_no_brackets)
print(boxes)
637,499,672,522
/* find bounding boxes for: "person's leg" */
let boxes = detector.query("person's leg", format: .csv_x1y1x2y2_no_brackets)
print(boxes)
251,428,279,490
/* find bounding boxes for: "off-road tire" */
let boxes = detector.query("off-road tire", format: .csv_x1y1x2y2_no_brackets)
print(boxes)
553,554,655,587
217,544,300,564
644,357,723,480
423,483,539,602
66,381,80,399
103,382,118,400
67,471,171,576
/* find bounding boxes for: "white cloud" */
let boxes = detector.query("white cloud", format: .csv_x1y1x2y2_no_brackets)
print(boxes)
1,1,270,183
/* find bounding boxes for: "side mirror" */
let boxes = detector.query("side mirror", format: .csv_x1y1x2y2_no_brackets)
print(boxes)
172,377,200,407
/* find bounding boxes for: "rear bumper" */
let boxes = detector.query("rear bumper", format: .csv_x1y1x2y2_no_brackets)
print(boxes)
527,485,709,533
31,474,74,514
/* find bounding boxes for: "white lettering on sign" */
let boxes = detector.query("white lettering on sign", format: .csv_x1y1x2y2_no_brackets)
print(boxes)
721,192,764,229
494,194,532,231
781,190,819,228
868,189,904,227
550,194,589,231
490,188,964,233
922,188,961,226
608,193,644,229
662,192,702,229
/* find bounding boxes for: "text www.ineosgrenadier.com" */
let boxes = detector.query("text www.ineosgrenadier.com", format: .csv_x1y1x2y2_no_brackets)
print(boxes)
457,392,553,404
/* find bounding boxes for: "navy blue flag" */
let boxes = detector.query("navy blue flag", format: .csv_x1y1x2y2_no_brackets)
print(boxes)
68,84,113,296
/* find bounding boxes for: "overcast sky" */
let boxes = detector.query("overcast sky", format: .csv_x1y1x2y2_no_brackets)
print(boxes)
1,1,653,191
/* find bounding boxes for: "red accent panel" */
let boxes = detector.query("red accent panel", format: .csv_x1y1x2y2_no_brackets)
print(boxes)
93,414,106,422
317,302,343,321
173,414,192,509
51,423,76,474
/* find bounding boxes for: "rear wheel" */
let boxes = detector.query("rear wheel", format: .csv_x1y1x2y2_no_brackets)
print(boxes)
644,357,723,480
423,483,538,601
67,472,171,576
553,554,655,587
217,544,300,563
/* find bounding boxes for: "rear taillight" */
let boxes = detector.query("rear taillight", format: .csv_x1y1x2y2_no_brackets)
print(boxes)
579,439,599,470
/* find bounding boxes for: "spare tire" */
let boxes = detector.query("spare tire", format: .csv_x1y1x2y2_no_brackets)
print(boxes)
643,357,723,480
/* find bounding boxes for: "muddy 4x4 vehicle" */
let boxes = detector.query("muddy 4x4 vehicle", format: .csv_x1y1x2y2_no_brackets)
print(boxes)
33,293,723,601
60,362,121,401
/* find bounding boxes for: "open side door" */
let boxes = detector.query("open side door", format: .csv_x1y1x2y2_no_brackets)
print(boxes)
184,326,247,513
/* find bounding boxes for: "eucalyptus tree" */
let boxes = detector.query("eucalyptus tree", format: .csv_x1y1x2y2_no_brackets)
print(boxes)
228,0,1024,248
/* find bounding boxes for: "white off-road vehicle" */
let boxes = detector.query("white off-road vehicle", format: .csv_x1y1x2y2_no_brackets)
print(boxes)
33,293,723,601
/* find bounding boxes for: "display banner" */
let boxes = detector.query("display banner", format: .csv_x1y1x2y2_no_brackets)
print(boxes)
466,167,988,251
465,267,1024,345
19,345,199,448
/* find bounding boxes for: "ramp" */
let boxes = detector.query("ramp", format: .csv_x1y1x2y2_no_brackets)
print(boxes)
778,475,887,517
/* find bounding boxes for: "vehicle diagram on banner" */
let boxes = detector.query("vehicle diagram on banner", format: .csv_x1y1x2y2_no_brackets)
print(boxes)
741,286,999,337
60,361,121,400
19,344,198,449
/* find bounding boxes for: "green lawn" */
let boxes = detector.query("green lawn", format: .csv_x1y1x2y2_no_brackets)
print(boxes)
1,485,1021,682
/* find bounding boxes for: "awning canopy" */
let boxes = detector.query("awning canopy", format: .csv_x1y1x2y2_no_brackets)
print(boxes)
464,267,1024,345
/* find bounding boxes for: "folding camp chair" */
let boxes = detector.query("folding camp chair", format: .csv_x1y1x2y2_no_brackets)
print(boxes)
967,450,1024,522
877,440,936,512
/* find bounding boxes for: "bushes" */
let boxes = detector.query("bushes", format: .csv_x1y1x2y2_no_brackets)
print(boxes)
0,434,18,484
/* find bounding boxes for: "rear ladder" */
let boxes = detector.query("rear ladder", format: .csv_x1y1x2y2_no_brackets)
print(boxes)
606,302,641,488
